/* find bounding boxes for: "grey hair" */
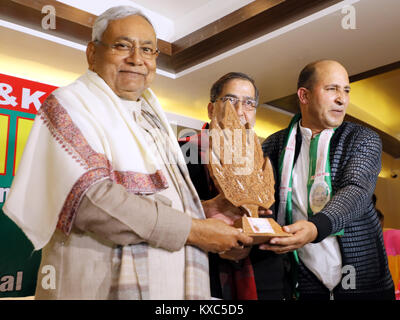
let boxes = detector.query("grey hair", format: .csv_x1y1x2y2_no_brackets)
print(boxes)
210,72,259,106
92,6,156,41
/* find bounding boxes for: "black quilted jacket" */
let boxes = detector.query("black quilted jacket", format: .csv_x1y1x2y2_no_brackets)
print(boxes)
262,120,394,299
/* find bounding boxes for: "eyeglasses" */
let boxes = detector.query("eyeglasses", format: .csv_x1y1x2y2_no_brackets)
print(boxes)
217,96,257,111
95,40,160,59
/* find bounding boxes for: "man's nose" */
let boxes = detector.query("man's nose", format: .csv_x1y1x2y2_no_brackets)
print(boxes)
235,101,245,115
125,47,144,65
335,90,345,106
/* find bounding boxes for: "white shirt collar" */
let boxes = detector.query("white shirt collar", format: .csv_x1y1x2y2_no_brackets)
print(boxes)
299,121,313,142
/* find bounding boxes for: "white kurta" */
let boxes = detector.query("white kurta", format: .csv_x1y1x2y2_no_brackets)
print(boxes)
121,99,185,300
291,124,342,292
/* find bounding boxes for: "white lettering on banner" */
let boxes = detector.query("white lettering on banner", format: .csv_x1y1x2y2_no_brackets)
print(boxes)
0,276,13,292
21,88,45,111
0,188,10,203
0,83,47,110
0,272,23,292
15,271,22,291
41,265,56,290
0,83,17,106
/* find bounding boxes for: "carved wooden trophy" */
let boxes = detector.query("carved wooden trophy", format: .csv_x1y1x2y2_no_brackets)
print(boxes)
208,101,291,244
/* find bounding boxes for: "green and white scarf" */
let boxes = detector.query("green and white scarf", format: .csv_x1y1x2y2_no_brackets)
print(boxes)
278,114,343,263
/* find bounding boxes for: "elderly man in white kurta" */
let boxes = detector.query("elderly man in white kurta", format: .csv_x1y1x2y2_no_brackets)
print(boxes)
3,6,252,299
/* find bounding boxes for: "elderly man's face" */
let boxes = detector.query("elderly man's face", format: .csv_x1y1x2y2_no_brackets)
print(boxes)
299,61,350,133
87,15,157,100
208,79,257,128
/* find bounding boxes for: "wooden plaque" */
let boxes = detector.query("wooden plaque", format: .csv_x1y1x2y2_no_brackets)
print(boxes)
207,100,291,241
234,217,290,244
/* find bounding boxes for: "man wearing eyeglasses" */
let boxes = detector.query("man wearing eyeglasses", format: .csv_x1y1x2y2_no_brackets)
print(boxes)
179,72,291,300
3,7,253,300
208,73,258,128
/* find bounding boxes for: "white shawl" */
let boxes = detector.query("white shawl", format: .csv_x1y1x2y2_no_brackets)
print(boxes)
3,70,198,250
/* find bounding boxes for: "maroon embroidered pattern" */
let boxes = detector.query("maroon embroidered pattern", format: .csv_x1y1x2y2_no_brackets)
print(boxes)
38,94,168,235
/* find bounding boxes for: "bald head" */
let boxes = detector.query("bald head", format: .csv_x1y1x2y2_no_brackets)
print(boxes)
297,60,351,135
297,60,348,90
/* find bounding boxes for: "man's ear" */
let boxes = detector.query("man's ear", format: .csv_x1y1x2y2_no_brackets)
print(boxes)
297,87,309,105
86,41,96,71
207,102,214,120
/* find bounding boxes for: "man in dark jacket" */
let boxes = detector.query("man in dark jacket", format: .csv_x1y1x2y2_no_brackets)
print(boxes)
179,72,291,300
261,60,395,300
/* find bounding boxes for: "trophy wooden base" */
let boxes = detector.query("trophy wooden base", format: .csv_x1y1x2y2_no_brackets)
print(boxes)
234,217,291,245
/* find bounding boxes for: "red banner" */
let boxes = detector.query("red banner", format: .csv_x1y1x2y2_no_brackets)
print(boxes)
0,73,57,114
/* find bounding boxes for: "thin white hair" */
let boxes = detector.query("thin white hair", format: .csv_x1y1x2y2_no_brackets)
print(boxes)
92,6,156,41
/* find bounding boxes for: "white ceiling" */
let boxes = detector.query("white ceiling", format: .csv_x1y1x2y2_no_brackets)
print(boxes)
128,0,216,19
57,0,254,41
